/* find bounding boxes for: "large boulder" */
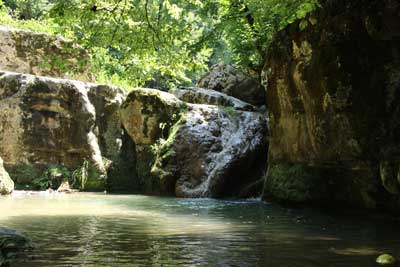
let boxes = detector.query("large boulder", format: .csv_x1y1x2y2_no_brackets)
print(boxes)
197,62,265,106
263,0,400,212
0,26,93,81
120,88,187,193
0,71,135,191
153,105,268,197
0,157,13,195
0,227,32,267
121,88,268,197
120,88,185,146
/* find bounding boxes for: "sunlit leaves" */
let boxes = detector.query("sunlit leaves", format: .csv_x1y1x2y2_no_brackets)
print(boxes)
1,0,319,88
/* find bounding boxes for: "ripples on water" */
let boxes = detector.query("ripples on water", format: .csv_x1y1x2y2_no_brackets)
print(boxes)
0,192,400,267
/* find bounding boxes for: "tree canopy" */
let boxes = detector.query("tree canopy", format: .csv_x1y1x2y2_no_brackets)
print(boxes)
0,0,319,89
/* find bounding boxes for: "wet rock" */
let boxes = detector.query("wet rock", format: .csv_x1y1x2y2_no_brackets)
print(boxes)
0,71,135,192
172,106,267,198
263,0,400,211
197,62,265,106
376,254,396,265
0,26,93,81
380,161,399,195
121,88,268,197
0,227,32,267
0,157,13,195
57,181,73,193
169,87,254,111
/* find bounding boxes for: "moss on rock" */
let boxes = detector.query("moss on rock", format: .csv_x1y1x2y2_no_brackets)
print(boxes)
150,115,187,194
265,163,325,203
120,88,187,194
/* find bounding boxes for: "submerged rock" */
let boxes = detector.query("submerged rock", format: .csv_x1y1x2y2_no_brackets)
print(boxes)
0,227,32,267
376,254,396,265
121,88,268,197
0,157,13,195
263,0,400,211
197,62,265,106
0,71,135,192
57,181,73,193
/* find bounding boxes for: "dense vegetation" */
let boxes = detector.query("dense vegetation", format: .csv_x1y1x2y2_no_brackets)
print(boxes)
0,0,318,89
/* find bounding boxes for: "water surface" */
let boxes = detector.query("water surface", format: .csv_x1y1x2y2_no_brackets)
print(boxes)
1,192,399,267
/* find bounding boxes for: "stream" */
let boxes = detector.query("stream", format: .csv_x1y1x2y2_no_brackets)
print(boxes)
0,192,399,266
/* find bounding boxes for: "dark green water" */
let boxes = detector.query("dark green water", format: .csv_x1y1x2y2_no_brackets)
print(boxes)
1,192,399,267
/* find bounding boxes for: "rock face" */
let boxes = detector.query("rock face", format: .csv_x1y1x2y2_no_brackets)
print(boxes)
0,157,13,195
0,71,267,197
0,26,92,81
121,88,268,197
0,227,32,267
169,87,254,111
120,88,185,193
197,62,265,106
154,105,268,197
263,0,400,211
0,71,135,191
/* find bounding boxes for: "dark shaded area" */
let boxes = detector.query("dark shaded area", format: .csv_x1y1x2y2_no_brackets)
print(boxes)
263,0,400,212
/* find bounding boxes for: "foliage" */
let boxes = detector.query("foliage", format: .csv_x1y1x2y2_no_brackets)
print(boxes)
46,0,214,88
6,164,41,189
221,106,238,119
3,0,50,19
212,0,320,73
71,159,89,190
0,0,56,34
28,160,95,190
0,0,319,88
32,164,70,190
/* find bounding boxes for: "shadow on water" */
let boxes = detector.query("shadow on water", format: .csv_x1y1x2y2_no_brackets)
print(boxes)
1,193,400,266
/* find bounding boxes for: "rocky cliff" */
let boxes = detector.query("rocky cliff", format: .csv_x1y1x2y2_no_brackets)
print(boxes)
0,157,13,195
0,70,267,197
120,87,268,197
0,71,135,191
198,63,265,106
0,26,92,81
262,0,400,212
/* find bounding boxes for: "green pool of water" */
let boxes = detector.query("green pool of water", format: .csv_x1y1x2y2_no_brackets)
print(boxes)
0,192,399,267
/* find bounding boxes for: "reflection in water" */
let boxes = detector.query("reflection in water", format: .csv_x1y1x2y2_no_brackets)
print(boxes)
0,192,400,267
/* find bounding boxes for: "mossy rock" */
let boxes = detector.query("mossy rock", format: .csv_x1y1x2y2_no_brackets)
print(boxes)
84,177,106,192
376,254,396,265
0,227,32,266
120,88,185,146
264,163,326,203
120,88,188,195
135,145,160,194
150,115,187,195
